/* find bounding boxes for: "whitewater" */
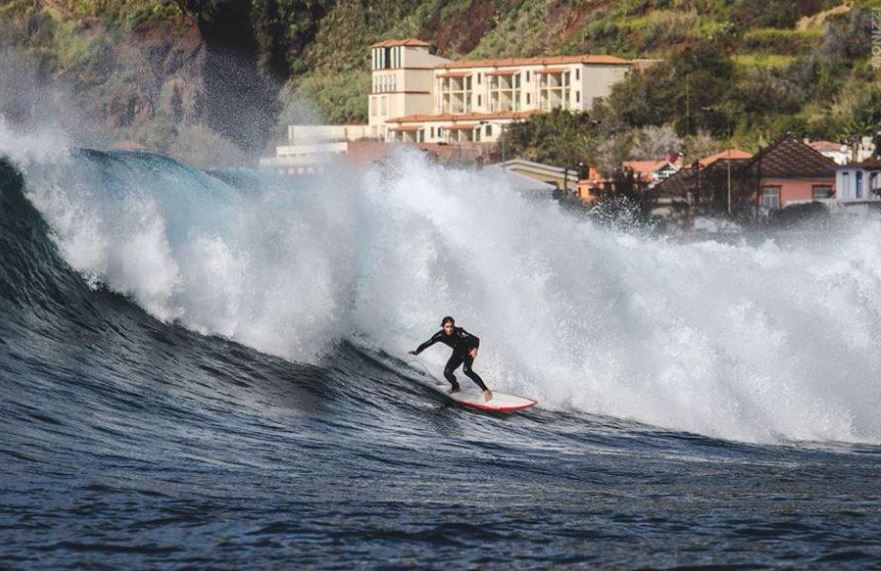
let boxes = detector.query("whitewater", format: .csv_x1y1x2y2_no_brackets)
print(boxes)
2,140,881,568
20,144,881,444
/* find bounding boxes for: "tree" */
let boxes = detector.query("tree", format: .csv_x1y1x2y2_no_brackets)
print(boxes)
503,108,598,167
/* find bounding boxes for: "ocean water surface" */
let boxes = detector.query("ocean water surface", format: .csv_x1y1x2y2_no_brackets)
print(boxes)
1,146,880,568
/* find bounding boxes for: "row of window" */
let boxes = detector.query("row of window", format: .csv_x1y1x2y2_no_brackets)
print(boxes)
760,186,833,210
372,47,402,70
437,90,581,113
437,69,577,91
373,74,397,93
370,67,584,97
386,124,500,142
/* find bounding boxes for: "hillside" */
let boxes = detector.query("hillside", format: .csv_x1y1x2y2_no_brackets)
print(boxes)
0,0,878,165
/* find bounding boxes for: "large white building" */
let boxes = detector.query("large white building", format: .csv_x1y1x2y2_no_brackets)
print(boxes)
368,38,634,144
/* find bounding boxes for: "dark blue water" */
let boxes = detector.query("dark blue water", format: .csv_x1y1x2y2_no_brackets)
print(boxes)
2,155,881,569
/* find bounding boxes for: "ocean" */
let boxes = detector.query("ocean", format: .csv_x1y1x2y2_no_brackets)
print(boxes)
1,146,880,568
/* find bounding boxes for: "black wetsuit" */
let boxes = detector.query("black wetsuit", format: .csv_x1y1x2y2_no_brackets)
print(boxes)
414,327,488,391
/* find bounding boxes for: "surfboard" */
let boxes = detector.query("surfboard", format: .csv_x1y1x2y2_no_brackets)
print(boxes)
436,386,538,413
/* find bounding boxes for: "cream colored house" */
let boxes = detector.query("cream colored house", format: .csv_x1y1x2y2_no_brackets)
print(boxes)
369,39,633,144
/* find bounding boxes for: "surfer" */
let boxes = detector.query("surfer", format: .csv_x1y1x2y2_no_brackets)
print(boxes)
410,316,493,401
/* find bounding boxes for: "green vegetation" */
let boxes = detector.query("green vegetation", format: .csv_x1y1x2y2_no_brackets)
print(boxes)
504,3,879,169
1,0,878,168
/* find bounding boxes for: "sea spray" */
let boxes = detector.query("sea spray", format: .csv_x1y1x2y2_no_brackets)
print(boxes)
20,146,881,444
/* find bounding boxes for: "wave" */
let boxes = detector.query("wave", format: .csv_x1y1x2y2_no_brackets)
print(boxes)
3,147,881,444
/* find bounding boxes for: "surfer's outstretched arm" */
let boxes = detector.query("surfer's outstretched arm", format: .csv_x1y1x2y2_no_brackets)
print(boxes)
410,330,443,355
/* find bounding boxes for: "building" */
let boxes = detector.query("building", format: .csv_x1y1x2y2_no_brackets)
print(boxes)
369,38,634,144
496,158,582,192
698,149,752,167
808,140,851,165
808,137,879,166
832,159,881,201
750,137,836,210
651,138,836,220
621,159,679,186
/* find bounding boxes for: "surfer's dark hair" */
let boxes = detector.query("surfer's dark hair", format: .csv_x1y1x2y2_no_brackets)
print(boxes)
441,316,455,326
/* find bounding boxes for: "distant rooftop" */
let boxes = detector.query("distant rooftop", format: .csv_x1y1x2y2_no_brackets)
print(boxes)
370,38,431,49
808,140,845,152
698,149,753,167
440,54,630,69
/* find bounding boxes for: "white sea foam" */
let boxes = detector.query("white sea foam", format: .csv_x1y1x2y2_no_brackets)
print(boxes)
23,147,881,444
0,115,71,165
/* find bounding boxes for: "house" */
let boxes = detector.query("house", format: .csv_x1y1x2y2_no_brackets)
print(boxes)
621,159,679,187
652,138,835,220
575,166,611,204
808,140,850,165
750,136,837,210
652,150,754,218
369,39,635,144
831,158,881,201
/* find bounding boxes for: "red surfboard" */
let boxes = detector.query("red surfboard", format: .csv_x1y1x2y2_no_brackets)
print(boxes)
439,387,537,412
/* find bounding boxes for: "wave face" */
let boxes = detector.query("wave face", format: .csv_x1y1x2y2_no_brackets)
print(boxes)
16,148,881,444
3,149,881,568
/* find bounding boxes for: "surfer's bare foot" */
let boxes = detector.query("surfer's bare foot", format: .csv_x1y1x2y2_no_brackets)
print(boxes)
483,389,493,401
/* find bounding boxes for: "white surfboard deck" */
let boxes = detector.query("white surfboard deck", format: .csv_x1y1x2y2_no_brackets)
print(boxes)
432,385,537,413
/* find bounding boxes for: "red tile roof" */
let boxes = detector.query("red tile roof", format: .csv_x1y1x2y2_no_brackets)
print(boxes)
439,54,630,69
698,149,753,167
370,38,431,49
623,160,672,179
808,140,845,152
749,137,836,178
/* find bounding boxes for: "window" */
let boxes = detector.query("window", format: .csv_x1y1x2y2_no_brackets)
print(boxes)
812,185,832,199
527,93,531,105
575,68,580,80
380,96,387,116
575,91,580,103
371,97,377,116
477,73,482,84
477,95,482,106
761,186,780,210
856,171,864,199
526,70,530,82
485,125,492,136
430,127,435,138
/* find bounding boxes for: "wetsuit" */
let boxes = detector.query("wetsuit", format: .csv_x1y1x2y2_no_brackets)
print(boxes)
414,327,488,391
